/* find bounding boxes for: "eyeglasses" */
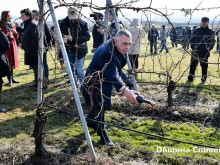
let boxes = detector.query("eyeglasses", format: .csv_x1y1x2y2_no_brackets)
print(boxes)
21,14,26,17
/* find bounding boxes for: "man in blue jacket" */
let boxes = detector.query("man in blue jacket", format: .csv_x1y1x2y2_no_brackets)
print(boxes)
82,29,141,147
60,8,90,85
188,17,215,82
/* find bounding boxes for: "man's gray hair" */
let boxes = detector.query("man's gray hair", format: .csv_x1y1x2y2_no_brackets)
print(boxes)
115,29,132,39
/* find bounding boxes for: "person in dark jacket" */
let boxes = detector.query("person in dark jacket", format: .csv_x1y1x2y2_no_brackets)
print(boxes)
108,10,124,39
216,29,220,51
82,29,154,147
186,27,192,49
148,24,159,54
188,17,215,82
182,27,187,49
91,12,104,52
0,28,10,93
20,8,39,87
32,10,52,83
60,8,90,85
170,27,177,48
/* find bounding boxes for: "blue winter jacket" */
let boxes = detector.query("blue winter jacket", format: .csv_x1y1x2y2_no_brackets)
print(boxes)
82,39,129,109
85,39,128,91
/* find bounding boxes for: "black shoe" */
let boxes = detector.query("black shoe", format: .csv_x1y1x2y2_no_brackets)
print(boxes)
187,75,194,82
201,77,207,82
12,78,19,83
100,135,115,147
86,119,98,131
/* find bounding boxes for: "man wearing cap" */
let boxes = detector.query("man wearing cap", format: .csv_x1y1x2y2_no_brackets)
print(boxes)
159,25,169,53
60,8,90,86
188,17,215,82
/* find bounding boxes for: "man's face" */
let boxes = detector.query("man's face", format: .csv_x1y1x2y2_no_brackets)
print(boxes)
109,13,113,22
201,20,209,28
115,35,132,54
152,25,155,29
33,12,39,21
20,13,29,22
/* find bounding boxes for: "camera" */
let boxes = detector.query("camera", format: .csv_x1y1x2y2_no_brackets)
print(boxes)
90,12,104,28
90,12,103,20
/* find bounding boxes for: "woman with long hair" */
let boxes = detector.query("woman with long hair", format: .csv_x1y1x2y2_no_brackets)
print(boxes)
0,10,19,86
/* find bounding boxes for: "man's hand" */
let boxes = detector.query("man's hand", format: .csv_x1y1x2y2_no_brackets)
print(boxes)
122,88,139,104
97,27,104,34
67,35,73,42
207,47,210,52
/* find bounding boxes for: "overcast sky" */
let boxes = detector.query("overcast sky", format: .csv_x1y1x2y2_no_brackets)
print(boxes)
0,0,220,24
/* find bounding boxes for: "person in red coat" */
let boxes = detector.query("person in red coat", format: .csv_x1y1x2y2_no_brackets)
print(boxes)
0,11,19,86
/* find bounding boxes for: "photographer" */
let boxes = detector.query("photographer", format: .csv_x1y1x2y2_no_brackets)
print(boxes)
91,12,104,53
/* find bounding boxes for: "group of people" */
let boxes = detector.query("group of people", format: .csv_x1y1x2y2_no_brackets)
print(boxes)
0,6,217,147
148,17,216,83
57,8,150,146
0,8,52,92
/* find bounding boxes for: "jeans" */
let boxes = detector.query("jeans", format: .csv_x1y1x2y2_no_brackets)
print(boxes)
67,52,85,83
150,42,157,54
160,40,169,53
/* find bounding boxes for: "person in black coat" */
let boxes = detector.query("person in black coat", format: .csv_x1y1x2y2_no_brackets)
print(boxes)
0,28,10,92
188,17,215,82
20,8,39,87
60,8,90,85
170,27,177,48
216,29,220,51
148,24,159,54
91,12,104,52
